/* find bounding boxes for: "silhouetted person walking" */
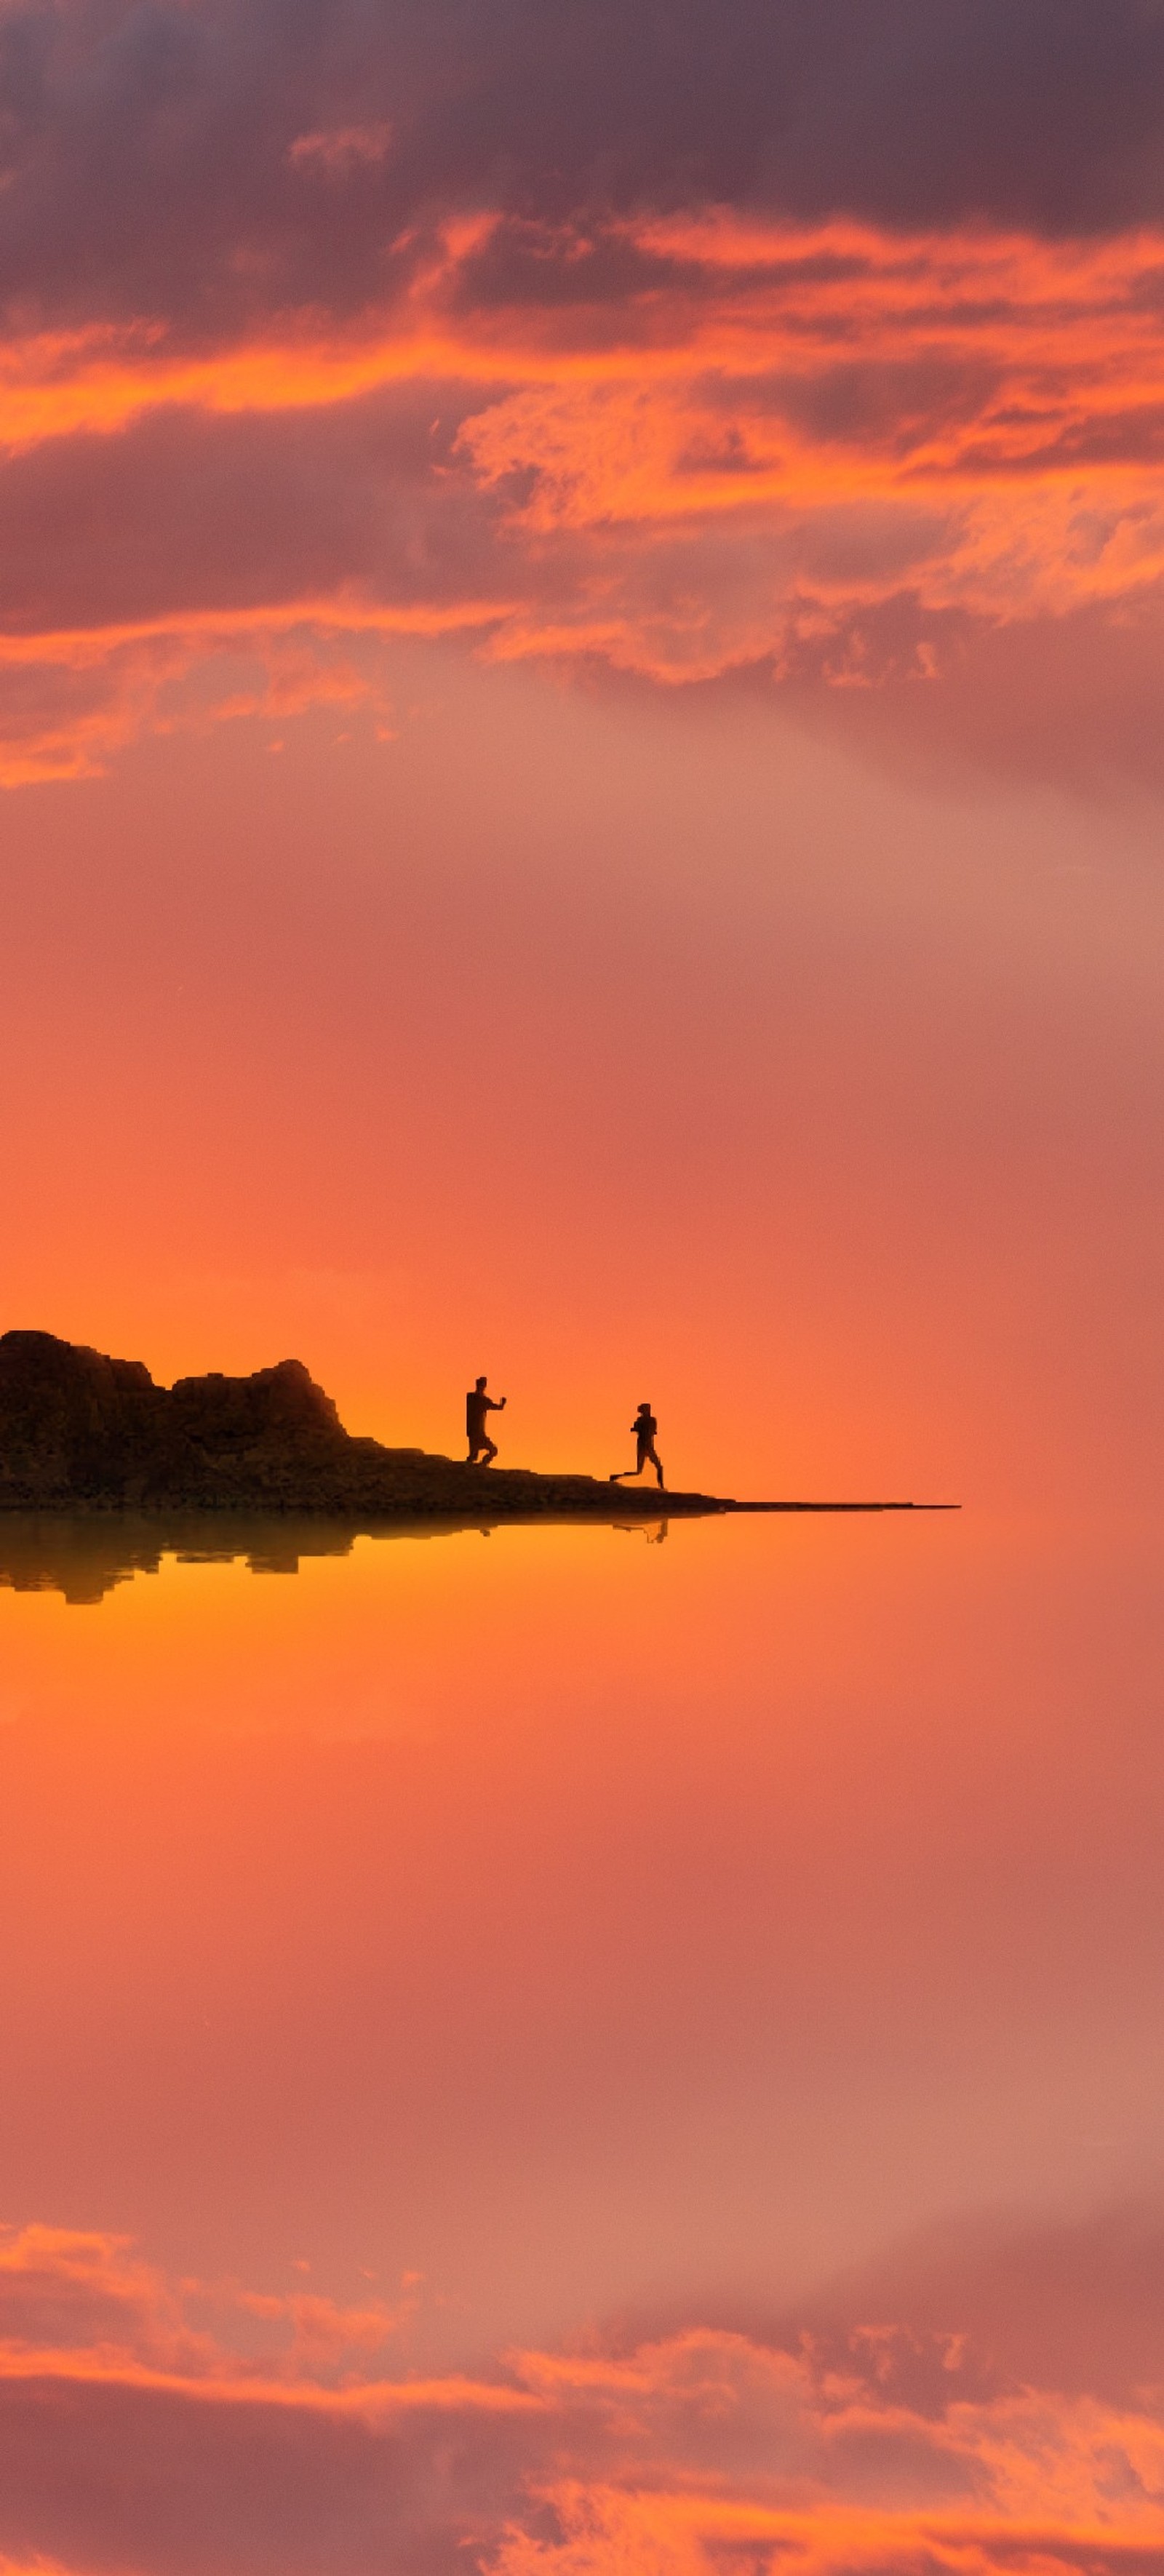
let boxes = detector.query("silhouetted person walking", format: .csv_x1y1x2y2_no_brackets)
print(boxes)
610,1402,664,1491
466,1375,506,1465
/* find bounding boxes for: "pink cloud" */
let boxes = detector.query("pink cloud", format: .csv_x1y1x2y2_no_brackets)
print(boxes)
288,125,394,176
2,210,1164,787
490,2487,1164,2576
4,2219,1164,2576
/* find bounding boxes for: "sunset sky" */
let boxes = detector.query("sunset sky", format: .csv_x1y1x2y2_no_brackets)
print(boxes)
5,9,1164,2576
1,0,1163,1504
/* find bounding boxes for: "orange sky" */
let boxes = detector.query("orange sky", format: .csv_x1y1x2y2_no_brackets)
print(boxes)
7,8,1164,2572
3,648,1163,1510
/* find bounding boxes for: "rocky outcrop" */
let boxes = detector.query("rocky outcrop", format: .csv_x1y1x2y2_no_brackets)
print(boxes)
0,1331,726,1517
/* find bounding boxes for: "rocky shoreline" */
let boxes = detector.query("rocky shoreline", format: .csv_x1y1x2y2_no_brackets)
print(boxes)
0,1331,937,1526
0,1330,738,1519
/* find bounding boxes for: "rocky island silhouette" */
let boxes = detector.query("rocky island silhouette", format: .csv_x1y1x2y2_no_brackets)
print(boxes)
0,1331,941,1523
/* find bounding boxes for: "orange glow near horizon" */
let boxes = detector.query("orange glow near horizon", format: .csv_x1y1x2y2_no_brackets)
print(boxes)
1,656,1160,1512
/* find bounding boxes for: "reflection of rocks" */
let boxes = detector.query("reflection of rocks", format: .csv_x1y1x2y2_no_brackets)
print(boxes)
0,1510,676,1603
0,1515,371,1603
0,1331,730,1526
0,1515,359,1604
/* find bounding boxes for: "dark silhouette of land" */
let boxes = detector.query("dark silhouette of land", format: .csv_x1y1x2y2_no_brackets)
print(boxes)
0,1332,956,1526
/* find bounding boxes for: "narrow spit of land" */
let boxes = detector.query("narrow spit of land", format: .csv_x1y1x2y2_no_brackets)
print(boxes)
0,1331,957,1523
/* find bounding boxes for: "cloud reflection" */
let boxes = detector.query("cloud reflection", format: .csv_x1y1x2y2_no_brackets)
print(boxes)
4,2217,1164,2576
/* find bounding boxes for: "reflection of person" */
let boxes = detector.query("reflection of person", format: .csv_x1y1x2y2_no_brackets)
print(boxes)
610,1402,665,1491
614,1517,670,1545
466,1375,506,1465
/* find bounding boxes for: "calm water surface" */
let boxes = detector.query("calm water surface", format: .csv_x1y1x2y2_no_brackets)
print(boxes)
2,1508,1161,2380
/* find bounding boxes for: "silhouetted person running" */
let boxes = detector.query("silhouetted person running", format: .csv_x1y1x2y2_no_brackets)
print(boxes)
466,1375,506,1465
610,1403,664,1491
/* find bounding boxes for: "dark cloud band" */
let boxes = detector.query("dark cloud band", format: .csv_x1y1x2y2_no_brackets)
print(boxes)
6,1,1164,347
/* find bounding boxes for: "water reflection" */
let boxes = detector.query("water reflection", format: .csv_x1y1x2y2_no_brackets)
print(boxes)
0,1507,675,1603
0,1496,946,1603
3,1508,1164,2576
614,1514,671,1544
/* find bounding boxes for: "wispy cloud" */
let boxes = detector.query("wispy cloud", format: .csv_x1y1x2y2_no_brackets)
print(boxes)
287,124,393,176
